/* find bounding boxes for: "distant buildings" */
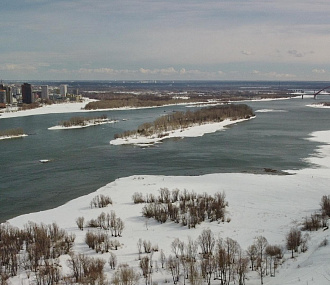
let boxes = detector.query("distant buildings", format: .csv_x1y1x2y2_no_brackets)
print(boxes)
41,85,49,99
0,90,6,104
0,84,13,105
0,82,81,106
60,84,68,97
22,83,33,104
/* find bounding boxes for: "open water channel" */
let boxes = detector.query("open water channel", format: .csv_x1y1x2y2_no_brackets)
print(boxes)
1,89,330,222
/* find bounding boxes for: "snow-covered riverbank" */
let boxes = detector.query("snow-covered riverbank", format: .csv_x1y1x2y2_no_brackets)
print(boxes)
0,134,27,140
0,99,96,119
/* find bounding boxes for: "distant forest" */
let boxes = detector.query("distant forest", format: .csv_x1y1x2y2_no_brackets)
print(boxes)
84,94,202,110
0,128,24,137
115,104,254,139
59,114,107,127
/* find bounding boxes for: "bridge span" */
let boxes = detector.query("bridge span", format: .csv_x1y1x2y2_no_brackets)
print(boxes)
301,86,330,99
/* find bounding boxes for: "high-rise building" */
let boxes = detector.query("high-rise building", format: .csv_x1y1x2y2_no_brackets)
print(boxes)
22,83,33,104
0,90,6,104
60,84,68,97
5,86,13,104
41,85,49,99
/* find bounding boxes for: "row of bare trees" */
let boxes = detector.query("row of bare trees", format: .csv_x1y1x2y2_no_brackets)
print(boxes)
115,104,254,139
133,229,283,285
137,189,227,228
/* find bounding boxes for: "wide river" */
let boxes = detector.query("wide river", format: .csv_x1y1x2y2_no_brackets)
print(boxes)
1,90,330,222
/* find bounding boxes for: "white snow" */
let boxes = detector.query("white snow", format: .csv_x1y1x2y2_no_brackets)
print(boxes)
307,103,330,109
0,134,27,140
255,109,287,113
110,117,254,146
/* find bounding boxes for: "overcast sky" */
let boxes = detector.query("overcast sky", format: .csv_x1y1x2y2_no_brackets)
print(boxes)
1,0,330,81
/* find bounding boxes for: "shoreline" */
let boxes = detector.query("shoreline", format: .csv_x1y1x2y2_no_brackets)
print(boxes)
110,117,255,146
306,103,330,109
0,134,28,140
0,96,291,120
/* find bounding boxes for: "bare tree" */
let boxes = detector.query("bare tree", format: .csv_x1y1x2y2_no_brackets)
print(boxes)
140,256,152,285
137,238,143,260
198,228,215,256
159,249,166,269
254,236,268,285
246,244,257,271
265,245,282,277
236,249,249,285
167,255,180,284
109,252,117,270
111,264,140,285
76,216,85,231
286,227,302,258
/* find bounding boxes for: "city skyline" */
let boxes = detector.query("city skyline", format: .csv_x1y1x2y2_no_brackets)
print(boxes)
1,0,330,81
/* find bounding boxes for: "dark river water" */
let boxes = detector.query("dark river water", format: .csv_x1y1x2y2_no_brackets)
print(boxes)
1,87,330,222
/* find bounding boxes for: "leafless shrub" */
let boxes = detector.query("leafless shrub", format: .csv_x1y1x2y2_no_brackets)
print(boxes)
143,240,152,253
67,253,106,284
302,213,322,231
111,264,140,285
132,192,145,204
109,252,117,270
90,194,112,208
76,216,85,231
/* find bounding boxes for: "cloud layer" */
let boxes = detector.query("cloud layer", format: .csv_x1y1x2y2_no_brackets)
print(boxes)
1,0,330,80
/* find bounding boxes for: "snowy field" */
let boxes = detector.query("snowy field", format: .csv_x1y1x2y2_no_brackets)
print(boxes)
2,99,330,284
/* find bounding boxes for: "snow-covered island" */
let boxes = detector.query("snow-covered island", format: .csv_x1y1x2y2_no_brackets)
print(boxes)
0,128,27,140
111,104,255,146
111,117,253,146
48,115,118,130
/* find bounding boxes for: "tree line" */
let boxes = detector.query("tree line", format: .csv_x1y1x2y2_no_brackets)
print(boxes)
84,94,201,110
0,128,25,137
114,104,254,139
59,114,108,127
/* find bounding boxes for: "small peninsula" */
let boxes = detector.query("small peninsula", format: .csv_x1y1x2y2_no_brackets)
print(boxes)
0,128,27,140
111,104,255,146
308,102,330,109
49,114,117,130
